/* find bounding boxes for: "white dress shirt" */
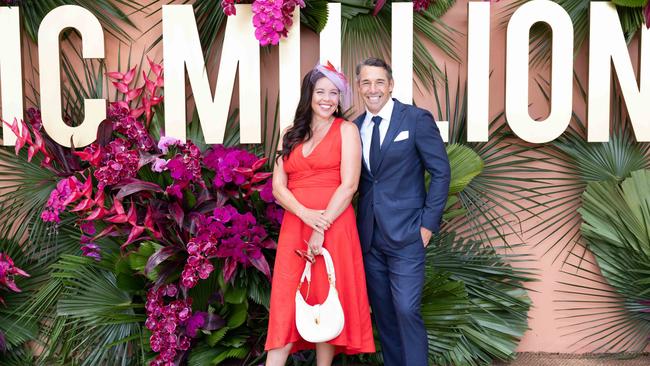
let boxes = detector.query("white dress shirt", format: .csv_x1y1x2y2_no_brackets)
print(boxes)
360,98,395,169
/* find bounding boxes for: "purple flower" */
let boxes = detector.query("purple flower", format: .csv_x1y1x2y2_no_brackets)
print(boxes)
203,145,258,190
41,176,84,223
81,242,101,261
151,158,168,173
213,205,238,223
108,103,154,151
413,0,432,12
181,203,272,285
259,179,274,202
0,253,30,298
80,221,96,235
250,0,305,46
266,203,284,225
157,136,181,154
145,287,193,364
88,139,140,187
221,0,239,16
0,330,5,352
26,108,42,130
164,141,204,198
186,312,206,337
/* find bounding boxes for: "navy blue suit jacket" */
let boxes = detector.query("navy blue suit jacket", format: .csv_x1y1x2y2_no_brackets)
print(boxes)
354,99,450,252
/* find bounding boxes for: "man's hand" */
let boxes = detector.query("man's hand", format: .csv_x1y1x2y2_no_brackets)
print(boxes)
420,227,432,247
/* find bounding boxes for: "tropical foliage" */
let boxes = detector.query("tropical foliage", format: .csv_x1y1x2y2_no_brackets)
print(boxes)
6,0,142,43
7,0,650,365
148,0,459,90
525,77,650,352
508,0,650,67
556,170,650,352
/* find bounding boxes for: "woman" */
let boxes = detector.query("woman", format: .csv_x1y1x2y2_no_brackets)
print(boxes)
265,63,375,366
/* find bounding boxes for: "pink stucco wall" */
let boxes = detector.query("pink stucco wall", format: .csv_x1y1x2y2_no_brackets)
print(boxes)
13,0,648,353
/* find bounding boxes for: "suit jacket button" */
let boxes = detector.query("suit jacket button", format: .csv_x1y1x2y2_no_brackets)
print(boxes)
374,180,378,183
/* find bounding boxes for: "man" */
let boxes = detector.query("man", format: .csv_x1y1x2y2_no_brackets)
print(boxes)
354,57,450,366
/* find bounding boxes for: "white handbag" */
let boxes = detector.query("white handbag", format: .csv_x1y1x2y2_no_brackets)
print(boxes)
295,247,345,343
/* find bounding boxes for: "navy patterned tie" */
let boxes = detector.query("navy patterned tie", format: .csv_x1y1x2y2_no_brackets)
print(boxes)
369,115,383,173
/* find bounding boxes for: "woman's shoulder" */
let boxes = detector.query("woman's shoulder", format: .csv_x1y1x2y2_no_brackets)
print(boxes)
338,119,360,138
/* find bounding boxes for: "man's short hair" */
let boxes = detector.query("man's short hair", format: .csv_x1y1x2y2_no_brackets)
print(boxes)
355,57,393,80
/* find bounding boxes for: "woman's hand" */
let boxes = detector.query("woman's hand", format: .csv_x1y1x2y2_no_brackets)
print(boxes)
298,207,332,233
306,231,325,256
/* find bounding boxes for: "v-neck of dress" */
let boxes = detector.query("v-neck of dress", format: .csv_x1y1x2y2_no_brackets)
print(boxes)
301,118,337,159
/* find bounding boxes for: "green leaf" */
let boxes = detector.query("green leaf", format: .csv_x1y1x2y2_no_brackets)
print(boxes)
188,343,221,366
127,241,159,272
445,144,484,194
555,170,650,352
612,0,648,7
428,72,542,249
524,78,650,262
341,1,459,92
509,0,646,66
226,302,248,328
116,272,145,292
424,233,533,365
211,346,249,365
206,327,230,347
224,286,247,304
301,0,329,33
19,0,142,44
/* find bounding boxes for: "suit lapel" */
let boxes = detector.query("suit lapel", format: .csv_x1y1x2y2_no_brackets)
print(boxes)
376,99,406,172
353,112,372,175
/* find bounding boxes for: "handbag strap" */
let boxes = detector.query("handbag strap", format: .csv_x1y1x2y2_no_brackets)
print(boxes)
299,247,336,287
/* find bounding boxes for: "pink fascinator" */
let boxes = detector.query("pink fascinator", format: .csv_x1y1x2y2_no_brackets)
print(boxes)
310,61,352,111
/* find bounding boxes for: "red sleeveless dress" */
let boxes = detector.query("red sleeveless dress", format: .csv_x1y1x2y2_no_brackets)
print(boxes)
265,118,375,355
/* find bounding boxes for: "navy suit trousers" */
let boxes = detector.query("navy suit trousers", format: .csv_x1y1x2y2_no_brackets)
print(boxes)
364,227,428,366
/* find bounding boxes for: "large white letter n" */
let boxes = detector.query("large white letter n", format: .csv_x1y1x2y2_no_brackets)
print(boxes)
163,5,261,143
588,2,650,142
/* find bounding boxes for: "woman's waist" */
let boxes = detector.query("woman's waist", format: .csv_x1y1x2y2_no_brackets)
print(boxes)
287,177,340,190
289,187,337,207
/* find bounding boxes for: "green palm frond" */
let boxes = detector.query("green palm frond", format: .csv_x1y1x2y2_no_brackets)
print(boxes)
446,143,483,195
340,1,459,90
17,255,145,365
524,78,650,262
0,238,41,353
4,42,117,262
212,93,281,168
144,0,226,57
557,170,650,352
431,73,543,247
0,347,35,366
425,233,533,365
19,0,143,44
0,148,59,252
301,0,329,33
342,7,392,82
612,0,648,7
343,232,533,366
422,272,472,355
617,4,647,42
507,0,646,66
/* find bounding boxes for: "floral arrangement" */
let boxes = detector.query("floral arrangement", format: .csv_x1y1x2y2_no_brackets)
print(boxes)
219,0,443,46
5,59,282,365
0,253,29,306
219,0,650,47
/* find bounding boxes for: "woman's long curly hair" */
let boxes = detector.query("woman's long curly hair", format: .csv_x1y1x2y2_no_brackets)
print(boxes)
277,69,344,161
